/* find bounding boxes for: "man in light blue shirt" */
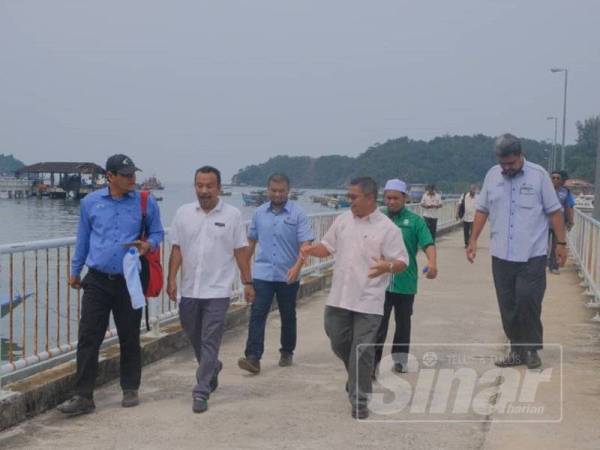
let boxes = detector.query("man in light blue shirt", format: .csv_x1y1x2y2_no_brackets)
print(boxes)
238,173,314,373
59,154,164,416
467,134,567,369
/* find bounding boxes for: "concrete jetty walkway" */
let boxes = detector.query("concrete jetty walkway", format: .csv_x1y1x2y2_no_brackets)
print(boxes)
1,229,600,449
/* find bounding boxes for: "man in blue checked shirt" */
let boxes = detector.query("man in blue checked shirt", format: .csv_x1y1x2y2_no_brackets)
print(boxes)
238,173,314,374
467,134,567,370
58,154,164,416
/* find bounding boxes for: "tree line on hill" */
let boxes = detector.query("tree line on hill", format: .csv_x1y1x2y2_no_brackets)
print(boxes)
233,116,600,192
0,154,25,174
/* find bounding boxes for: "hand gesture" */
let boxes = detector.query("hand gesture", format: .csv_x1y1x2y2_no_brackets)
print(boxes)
368,257,391,279
287,264,302,284
466,241,477,263
167,279,178,302
244,284,256,303
556,244,568,267
424,265,438,279
68,275,81,289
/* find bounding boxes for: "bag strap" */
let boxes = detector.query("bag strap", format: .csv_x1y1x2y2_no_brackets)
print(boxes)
140,190,150,329
139,191,149,239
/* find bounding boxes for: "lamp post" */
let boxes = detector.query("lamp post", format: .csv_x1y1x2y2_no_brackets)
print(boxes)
550,68,568,169
546,116,558,171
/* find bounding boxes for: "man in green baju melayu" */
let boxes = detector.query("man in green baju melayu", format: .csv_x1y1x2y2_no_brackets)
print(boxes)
373,179,438,375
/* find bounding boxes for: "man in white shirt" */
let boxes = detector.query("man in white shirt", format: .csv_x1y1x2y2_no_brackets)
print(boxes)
420,184,443,241
456,184,478,248
167,166,254,414
301,177,409,419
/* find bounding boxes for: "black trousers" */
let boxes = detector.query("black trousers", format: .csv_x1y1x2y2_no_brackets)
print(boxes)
491,256,546,353
74,270,143,399
462,221,473,247
424,217,438,242
374,292,415,367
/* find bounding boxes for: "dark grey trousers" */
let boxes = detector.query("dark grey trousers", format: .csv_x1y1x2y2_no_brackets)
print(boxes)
324,305,382,409
179,297,230,400
491,256,546,352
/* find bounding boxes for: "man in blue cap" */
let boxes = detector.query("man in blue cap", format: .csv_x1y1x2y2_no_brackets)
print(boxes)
373,179,438,375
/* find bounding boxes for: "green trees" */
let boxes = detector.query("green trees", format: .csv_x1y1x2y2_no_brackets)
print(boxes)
233,134,553,190
565,116,600,180
0,154,25,174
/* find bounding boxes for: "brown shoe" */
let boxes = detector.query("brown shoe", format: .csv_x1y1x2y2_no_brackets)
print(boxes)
238,356,261,374
278,352,293,367
121,390,139,408
57,395,96,416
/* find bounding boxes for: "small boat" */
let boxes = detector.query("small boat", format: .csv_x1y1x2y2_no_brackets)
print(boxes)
575,194,594,212
140,176,164,190
289,190,304,200
0,292,32,318
242,191,268,207
220,189,232,196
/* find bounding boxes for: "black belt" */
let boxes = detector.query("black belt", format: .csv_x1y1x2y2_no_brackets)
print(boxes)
88,268,124,281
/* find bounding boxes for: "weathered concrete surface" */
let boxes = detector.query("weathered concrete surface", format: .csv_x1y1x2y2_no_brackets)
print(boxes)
1,229,600,449
0,272,331,432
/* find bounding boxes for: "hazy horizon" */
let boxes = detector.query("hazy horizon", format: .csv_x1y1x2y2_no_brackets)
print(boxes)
1,0,599,183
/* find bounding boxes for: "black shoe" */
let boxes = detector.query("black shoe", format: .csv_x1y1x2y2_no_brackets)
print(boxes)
352,405,369,419
392,363,407,373
121,390,139,408
279,351,293,367
525,350,542,369
210,361,223,393
193,397,208,414
57,395,96,416
238,356,260,374
494,351,524,367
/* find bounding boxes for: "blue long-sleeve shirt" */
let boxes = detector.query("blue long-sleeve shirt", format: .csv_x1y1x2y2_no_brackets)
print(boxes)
71,187,164,277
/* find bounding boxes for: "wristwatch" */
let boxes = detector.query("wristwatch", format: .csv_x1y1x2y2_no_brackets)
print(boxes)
556,241,567,246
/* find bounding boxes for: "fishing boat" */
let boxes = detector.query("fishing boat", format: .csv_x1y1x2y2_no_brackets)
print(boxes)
140,176,164,190
242,191,268,207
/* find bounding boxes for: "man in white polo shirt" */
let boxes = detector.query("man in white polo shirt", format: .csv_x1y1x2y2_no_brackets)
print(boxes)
167,166,254,414
301,177,408,419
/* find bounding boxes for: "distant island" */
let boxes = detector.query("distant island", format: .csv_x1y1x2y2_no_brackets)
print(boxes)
233,117,599,191
0,154,25,174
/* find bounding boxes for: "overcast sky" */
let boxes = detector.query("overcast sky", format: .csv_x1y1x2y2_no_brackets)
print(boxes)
1,0,599,182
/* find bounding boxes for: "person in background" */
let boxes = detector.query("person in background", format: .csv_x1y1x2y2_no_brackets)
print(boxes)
467,134,567,370
548,170,575,274
59,154,164,416
301,177,408,419
373,179,437,377
420,184,443,241
456,184,478,248
167,166,254,414
238,173,314,374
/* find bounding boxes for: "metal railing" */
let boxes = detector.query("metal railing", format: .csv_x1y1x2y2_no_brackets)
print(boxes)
0,200,459,383
567,208,600,320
